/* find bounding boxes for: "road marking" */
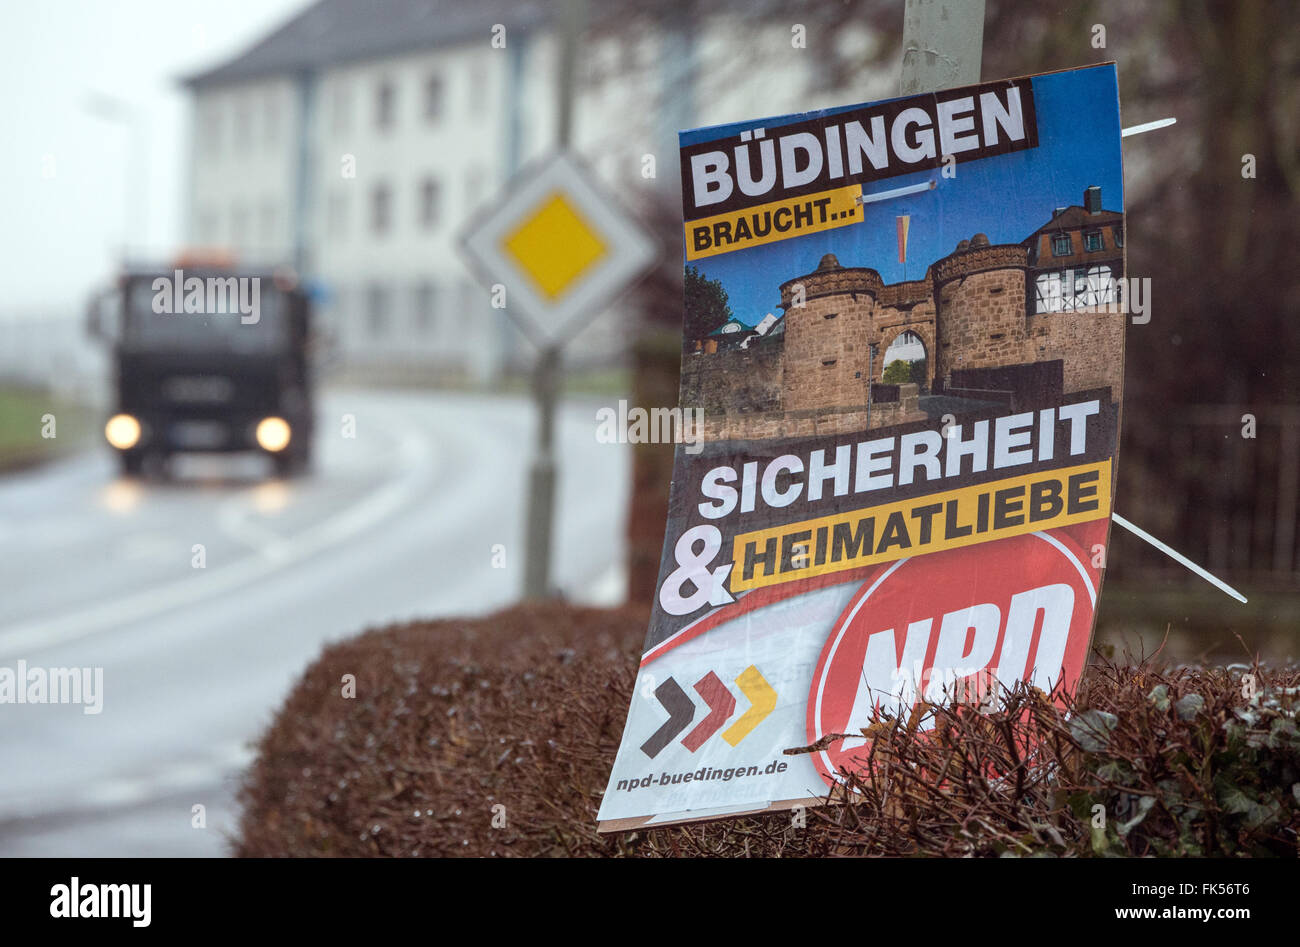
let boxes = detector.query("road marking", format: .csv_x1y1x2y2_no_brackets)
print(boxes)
116,533,180,563
0,741,253,822
0,422,435,658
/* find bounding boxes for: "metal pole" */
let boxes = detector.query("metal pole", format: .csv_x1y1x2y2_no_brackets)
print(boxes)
1273,417,1298,574
84,94,149,260
555,0,586,152
293,74,316,275
523,0,586,599
897,0,982,412
524,345,560,597
900,0,985,95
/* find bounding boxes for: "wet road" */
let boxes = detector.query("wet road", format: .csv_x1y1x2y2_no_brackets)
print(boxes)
0,389,628,855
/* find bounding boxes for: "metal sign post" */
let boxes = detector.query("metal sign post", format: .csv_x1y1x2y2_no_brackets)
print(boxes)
897,0,1240,603
521,0,584,599
523,343,560,598
900,0,986,94
459,0,655,600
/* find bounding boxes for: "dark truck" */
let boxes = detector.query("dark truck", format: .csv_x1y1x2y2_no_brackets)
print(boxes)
87,262,316,478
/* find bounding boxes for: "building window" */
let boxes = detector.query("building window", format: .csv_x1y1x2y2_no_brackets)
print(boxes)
230,203,249,246
1084,230,1104,252
1034,271,1061,313
1051,233,1072,257
376,79,396,130
260,202,277,244
198,209,218,243
467,63,487,114
203,102,221,157
328,288,346,339
264,91,279,146
1079,265,1116,308
233,94,252,150
371,182,391,234
366,284,389,337
327,191,348,238
1034,265,1115,313
418,177,440,229
464,168,486,210
1112,225,1124,248
413,282,437,333
460,280,481,319
331,82,350,134
424,75,444,122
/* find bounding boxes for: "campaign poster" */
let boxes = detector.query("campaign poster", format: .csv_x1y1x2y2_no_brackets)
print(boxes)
599,64,1126,831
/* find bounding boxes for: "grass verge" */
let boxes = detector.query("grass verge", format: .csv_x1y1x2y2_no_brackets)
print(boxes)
0,385,93,472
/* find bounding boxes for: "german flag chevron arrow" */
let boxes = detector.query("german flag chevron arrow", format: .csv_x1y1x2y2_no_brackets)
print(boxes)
638,678,694,759
681,671,736,752
721,666,776,747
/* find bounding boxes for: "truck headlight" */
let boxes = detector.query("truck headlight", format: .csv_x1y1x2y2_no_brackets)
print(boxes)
105,413,141,450
256,417,292,452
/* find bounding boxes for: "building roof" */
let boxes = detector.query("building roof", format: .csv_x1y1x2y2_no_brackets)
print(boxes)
708,318,754,337
182,0,549,87
1021,204,1122,243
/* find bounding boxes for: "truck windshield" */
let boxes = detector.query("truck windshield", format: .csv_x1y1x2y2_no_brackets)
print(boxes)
121,275,289,353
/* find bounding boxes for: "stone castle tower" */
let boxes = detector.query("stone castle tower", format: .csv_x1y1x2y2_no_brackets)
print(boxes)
682,195,1125,442
774,229,1114,415
778,253,941,413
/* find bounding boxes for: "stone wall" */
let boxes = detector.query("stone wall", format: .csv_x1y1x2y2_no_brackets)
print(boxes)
687,384,925,444
1026,306,1125,400
929,242,1123,400
679,342,783,415
678,238,1124,450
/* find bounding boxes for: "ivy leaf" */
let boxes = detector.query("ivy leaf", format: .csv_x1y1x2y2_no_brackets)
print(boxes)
1090,824,1110,855
1174,693,1204,721
1268,716,1299,749
1070,710,1118,752
1118,795,1156,836
1233,706,1260,726
1147,684,1170,712
1219,785,1282,830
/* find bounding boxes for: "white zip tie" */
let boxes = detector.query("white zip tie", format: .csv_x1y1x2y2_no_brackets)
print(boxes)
1122,117,1176,137
1112,512,1247,603
856,179,937,206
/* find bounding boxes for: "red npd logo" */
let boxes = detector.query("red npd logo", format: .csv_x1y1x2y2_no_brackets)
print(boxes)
806,524,1104,788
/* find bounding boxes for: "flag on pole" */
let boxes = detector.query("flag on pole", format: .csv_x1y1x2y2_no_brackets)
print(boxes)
896,215,910,264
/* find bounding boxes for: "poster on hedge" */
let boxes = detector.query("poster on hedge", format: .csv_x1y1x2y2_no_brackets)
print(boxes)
598,64,1127,832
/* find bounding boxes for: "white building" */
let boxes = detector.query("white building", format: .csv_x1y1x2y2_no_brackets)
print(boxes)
183,0,886,384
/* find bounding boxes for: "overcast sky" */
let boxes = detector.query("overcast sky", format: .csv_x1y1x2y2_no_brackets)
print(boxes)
0,0,310,315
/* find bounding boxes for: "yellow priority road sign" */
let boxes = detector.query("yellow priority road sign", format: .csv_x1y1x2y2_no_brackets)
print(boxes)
459,152,658,344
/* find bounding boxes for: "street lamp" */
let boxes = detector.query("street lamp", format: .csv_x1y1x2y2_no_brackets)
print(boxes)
82,92,149,261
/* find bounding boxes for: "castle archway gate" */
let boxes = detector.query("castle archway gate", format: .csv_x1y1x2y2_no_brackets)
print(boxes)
878,320,936,391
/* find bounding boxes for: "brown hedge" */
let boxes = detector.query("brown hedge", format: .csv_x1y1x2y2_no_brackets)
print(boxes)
235,602,1300,857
